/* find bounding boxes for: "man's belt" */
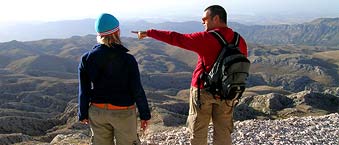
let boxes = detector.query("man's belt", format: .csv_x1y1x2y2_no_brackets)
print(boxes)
91,103,135,110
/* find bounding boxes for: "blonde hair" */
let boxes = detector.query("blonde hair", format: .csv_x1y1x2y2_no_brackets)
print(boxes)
96,31,121,47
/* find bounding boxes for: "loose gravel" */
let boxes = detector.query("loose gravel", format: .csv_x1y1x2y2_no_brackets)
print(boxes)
141,113,339,145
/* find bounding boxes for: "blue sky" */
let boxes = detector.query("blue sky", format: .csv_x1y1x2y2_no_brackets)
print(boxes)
0,0,338,23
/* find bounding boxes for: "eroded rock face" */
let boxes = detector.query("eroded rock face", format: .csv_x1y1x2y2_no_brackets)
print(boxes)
50,133,90,145
0,116,59,136
249,93,293,112
288,91,339,112
0,133,33,145
324,87,339,96
234,90,339,120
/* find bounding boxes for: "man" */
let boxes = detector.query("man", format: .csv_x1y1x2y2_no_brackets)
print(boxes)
132,5,247,145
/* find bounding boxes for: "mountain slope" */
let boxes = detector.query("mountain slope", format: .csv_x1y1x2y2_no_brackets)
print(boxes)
6,55,78,79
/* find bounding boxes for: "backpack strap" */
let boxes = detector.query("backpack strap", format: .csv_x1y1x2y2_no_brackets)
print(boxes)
209,30,240,47
197,75,202,109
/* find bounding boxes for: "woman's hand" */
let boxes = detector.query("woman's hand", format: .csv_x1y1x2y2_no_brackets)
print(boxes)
80,119,89,125
140,120,149,131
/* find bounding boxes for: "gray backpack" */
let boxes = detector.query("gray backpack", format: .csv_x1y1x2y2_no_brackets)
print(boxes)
198,30,250,104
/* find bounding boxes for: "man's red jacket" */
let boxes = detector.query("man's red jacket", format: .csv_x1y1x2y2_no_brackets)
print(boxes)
147,27,248,88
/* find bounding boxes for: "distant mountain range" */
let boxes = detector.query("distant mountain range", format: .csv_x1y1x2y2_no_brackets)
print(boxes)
1,18,339,46
234,18,339,46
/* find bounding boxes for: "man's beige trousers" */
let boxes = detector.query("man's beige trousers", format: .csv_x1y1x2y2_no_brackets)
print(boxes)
187,87,234,145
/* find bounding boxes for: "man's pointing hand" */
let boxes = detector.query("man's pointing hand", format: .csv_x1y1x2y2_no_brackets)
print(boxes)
131,31,147,40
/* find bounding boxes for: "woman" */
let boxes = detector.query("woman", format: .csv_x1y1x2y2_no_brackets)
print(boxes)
78,13,151,145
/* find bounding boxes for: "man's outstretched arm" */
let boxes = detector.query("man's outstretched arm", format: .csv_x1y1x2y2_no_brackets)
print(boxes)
131,30,209,54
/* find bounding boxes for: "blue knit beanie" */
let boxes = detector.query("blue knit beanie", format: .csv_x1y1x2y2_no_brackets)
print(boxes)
95,13,120,36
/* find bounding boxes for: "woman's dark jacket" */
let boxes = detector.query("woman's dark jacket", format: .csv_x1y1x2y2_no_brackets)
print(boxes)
78,44,151,121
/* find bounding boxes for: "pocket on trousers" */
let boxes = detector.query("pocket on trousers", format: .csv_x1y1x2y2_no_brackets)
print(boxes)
223,101,235,133
111,109,134,118
89,106,99,118
189,88,199,115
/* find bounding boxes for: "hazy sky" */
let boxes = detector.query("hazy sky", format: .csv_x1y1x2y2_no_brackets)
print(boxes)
1,0,338,23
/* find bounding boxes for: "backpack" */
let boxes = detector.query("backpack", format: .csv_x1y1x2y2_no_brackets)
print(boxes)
198,30,250,105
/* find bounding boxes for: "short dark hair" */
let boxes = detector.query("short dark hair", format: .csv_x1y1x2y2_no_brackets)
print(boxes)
204,5,227,24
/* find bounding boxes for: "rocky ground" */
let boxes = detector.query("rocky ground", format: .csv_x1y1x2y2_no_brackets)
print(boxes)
5,89,338,145
36,113,338,145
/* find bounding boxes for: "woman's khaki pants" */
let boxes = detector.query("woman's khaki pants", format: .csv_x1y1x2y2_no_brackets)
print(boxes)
89,105,140,145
